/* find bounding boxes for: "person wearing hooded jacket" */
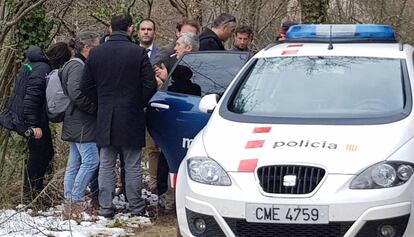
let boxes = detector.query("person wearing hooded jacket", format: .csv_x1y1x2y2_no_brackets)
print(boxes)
23,43,72,198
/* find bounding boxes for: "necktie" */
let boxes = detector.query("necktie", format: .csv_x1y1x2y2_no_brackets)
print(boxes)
146,48,151,58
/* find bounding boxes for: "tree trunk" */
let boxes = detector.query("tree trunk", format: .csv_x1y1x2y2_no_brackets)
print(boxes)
299,0,329,23
188,0,203,26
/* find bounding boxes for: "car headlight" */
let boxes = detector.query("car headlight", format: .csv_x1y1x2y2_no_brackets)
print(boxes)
187,157,231,186
350,162,414,189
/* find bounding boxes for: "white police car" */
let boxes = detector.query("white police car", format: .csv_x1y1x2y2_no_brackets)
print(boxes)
176,24,414,237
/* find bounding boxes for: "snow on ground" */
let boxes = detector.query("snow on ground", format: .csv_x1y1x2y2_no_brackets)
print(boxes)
0,190,158,237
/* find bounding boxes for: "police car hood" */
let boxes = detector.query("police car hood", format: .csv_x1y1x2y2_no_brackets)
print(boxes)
202,117,414,174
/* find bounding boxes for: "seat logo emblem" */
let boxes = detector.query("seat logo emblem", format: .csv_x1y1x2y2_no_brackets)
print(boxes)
283,175,297,187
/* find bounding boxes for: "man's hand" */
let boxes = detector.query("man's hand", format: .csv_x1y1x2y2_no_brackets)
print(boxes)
31,127,43,139
153,63,168,83
155,76,164,88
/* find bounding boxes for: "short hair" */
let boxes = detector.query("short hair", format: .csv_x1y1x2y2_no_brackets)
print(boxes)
176,18,200,34
281,21,298,33
235,25,253,38
46,42,72,69
70,31,100,54
139,18,156,31
212,13,236,28
177,32,199,51
111,13,133,32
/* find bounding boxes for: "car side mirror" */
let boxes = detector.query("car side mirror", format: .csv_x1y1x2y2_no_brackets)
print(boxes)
199,94,219,113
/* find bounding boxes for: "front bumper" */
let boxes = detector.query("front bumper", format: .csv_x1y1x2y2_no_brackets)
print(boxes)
176,166,414,237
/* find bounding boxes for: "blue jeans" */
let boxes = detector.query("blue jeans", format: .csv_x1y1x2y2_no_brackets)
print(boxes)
64,142,99,203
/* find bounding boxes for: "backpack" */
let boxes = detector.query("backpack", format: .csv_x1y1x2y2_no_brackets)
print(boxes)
45,58,84,123
0,64,32,136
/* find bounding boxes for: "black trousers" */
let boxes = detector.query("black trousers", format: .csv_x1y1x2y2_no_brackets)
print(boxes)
157,152,169,196
24,126,54,196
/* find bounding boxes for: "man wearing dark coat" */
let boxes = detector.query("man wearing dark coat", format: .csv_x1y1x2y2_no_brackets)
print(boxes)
80,13,157,218
199,13,237,51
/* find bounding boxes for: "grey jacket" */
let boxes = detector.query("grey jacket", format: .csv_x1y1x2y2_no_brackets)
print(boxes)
61,55,97,143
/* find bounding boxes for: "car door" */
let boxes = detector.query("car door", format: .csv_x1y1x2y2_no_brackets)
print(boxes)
147,51,249,172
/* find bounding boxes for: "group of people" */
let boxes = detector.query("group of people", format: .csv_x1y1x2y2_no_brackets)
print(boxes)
0,11,296,218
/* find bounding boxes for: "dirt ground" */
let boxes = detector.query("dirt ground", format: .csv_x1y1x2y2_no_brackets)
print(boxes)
133,213,178,237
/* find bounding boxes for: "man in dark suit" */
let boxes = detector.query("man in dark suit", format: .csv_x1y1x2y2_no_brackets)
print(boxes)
137,18,159,64
81,13,157,218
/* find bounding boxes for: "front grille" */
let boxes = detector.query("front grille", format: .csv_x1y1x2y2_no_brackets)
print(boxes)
225,218,353,237
257,165,326,194
186,208,225,237
355,215,410,237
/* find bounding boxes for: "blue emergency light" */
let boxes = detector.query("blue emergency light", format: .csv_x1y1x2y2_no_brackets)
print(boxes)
286,24,396,42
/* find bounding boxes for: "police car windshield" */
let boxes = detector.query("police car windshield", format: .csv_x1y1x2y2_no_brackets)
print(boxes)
230,56,407,120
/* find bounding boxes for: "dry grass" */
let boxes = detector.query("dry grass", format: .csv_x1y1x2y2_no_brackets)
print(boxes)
132,213,178,237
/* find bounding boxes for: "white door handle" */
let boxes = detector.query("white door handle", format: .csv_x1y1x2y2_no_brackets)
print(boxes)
150,102,170,110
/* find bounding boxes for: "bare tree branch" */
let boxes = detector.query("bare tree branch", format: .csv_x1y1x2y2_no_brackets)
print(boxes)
145,0,154,18
258,0,289,35
169,0,188,17
128,0,138,12
76,0,110,27
90,13,110,27
0,0,49,46
48,0,76,46
5,0,48,28
395,0,409,30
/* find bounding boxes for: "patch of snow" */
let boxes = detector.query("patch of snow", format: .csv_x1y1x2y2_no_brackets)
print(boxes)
0,187,164,236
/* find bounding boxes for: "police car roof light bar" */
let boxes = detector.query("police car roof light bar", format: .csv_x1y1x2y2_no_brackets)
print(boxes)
286,24,396,43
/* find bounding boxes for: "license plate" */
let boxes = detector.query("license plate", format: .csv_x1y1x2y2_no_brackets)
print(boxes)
245,204,329,224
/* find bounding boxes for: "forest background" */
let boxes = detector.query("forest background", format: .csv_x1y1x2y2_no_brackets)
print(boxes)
0,0,413,208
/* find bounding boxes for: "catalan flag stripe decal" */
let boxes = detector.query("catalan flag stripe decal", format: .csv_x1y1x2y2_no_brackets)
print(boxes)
281,50,298,55
253,127,272,133
238,159,258,172
287,44,304,47
245,140,265,149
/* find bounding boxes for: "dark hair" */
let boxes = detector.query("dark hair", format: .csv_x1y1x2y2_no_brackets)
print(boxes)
281,21,298,33
138,18,156,31
111,13,133,32
176,18,200,34
212,13,236,28
235,25,253,38
45,42,72,69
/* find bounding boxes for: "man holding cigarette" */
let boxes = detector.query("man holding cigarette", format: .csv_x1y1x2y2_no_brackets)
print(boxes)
145,20,199,203
153,19,199,72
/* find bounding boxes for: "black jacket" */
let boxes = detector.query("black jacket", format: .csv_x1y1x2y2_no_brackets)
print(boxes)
80,31,157,148
23,46,51,129
199,28,225,51
61,54,97,142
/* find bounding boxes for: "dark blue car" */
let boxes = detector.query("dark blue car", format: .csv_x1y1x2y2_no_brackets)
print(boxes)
146,51,249,175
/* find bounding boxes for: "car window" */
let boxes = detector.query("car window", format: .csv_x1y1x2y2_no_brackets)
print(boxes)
229,56,407,119
163,52,249,96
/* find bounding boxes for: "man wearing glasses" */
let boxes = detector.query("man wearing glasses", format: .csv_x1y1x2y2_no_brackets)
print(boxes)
199,13,237,51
